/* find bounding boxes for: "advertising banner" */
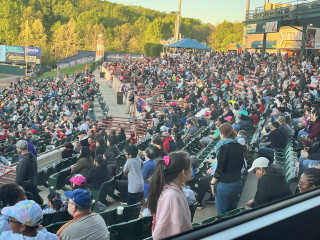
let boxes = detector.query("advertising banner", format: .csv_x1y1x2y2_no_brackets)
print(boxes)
5,53,41,64
306,28,320,49
0,45,5,62
247,24,257,34
265,21,278,33
278,26,302,49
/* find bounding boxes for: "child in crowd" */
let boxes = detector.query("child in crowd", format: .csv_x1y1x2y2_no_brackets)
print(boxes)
43,192,63,214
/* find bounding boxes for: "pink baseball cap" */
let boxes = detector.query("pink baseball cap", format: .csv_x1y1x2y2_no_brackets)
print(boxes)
69,174,86,186
224,116,233,121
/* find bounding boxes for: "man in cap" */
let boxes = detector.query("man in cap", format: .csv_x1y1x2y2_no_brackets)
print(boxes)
0,200,58,239
57,189,109,240
246,157,291,208
15,140,37,187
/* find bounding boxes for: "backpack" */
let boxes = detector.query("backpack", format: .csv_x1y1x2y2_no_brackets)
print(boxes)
168,140,178,153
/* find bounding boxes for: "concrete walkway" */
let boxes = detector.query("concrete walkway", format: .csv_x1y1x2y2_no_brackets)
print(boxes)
92,68,128,119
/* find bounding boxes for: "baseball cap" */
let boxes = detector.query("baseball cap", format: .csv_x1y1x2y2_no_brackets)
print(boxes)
79,130,87,135
224,116,233,121
1,200,43,227
163,108,169,114
30,129,36,134
69,174,86,186
145,129,153,135
232,124,240,131
64,189,92,208
277,116,286,123
239,110,248,116
248,157,270,172
16,140,28,150
160,126,168,132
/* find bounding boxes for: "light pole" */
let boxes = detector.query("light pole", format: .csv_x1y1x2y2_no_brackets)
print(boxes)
25,19,28,76
174,0,182,41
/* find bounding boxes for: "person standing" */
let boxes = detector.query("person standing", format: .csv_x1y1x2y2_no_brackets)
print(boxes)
15,140,37,187
57,189,109,240
123,145,144,205
148,151,192,240
210,123,244,215
127,91,135,114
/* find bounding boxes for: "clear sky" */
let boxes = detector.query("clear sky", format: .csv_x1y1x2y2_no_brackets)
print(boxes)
107,0,266,25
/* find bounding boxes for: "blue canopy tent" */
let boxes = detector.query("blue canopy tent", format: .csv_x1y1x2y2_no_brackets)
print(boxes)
164,38,211,50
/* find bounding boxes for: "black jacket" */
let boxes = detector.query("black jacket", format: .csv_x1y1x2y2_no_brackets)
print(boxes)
107,145,120,158
86,166,110,190
214,142,244,183
15,152,37,186
269,129,287,149
252,165,292,207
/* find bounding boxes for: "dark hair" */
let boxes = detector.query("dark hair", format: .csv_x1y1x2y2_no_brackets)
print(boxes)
126,145,138,158
47,192,62,211
145,147,155,160
21,182,43,205
64,142,74,149
80,146,91,158
108,136,118,146
96,138,106,147
303,168,320,188
147,151,191,214
95,155,107,168
110,129,116,136
219,123,237,139
271,121,281,129
0,183,25,208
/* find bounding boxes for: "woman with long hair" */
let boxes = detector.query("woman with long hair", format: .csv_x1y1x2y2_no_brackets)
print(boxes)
210,123,244,215
147,151,192,240
86,155,110,190
71,146,94,177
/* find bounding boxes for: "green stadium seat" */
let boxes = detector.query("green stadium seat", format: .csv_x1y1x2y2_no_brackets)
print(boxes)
202,216,219,225
99,208,118,226
46,220,69,234
11,154,19,165
42,210,73,227
189,202,197,222
91,178,118,212
108,216,152,240
122,202,142,222
48,167,71,193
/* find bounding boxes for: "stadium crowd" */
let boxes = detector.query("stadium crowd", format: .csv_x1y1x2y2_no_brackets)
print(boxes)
1,50,320,239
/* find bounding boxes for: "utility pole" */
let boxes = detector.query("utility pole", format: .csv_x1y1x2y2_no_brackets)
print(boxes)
174,0,182,41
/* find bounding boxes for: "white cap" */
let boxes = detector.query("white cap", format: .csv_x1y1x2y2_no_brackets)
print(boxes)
248,157,270,172
160,126,168,132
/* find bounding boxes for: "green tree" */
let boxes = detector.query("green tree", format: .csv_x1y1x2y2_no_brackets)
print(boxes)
51,18,78,60
144,18,163,44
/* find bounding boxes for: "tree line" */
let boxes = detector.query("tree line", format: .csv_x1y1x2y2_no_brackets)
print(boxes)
0,0,244,66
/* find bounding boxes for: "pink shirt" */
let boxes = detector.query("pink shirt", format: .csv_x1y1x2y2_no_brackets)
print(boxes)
152,183,192,240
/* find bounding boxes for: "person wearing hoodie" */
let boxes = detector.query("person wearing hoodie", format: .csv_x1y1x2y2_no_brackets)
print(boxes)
238,110,253,136
15,140,37,187
246,157,292,208
160,132,177,153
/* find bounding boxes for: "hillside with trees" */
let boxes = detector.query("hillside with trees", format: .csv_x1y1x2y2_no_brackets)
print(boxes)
0,0,243,66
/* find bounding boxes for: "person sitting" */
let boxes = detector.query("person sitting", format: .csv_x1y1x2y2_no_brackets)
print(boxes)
42,192,63,214
258,122,287,161
56,189,109,240
0,200,58,240
86,155,110,190
0,183,27,234
69,174,87,190
200,117,225,147
298,168,320,193
71,146,94,177
246,157,292,208
61,142,77,159
238,110,253,136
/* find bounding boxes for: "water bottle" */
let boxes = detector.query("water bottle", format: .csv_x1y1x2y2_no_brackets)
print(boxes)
308,162,314,169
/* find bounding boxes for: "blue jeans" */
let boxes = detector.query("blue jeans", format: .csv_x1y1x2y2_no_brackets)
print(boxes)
299,156,320,176
127,192,144,205
258,147,274,161
215,181,242,215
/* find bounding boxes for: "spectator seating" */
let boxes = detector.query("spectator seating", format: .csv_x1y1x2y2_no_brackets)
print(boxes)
108,216,153,240
42,210,73,227
48,167,72,193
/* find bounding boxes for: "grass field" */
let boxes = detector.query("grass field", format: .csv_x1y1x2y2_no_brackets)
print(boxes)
0,74,8,78
40,62,94,78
